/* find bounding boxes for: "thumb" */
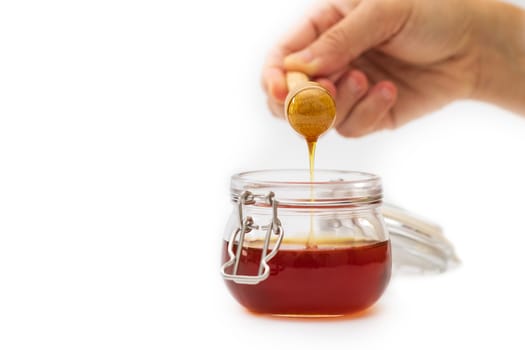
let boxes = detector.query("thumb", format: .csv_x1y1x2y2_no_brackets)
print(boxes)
284,0,410,76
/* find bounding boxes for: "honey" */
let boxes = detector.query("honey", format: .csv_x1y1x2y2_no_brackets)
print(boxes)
286,88,336,144
222,238,391,315
285,72,337,248
220,72,391,316
284,72,336,180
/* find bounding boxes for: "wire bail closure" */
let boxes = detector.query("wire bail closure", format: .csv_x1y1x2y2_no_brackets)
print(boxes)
220,191,284,285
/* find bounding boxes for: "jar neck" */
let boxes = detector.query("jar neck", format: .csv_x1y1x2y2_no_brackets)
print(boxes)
233,198,382,210
231,170,382,209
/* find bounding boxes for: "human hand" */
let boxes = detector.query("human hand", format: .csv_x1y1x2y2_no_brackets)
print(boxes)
262,0,525,137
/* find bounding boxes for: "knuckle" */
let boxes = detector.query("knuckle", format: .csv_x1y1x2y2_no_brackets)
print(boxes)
319,26,350,54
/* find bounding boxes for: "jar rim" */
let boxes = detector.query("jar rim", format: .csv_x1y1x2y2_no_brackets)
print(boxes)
231,169,382,207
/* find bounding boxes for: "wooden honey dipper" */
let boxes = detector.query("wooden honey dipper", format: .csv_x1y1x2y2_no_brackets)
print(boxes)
284,72,337,142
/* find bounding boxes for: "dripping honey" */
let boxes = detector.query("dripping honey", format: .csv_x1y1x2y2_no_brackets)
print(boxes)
285,77,336,248
222,73,392,316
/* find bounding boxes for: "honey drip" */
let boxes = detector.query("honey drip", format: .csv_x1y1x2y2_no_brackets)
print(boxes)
285,72,336,249
307,140,316,181
307,139,316,248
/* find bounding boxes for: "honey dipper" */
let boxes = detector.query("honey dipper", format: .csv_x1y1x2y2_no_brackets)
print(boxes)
284,72,337,142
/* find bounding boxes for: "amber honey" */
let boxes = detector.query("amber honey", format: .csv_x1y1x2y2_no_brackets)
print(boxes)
285,72,336,249
222,239,391,315
220,74,390,316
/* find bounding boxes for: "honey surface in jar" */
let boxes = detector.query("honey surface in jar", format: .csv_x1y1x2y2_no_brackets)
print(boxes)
222,238,391,316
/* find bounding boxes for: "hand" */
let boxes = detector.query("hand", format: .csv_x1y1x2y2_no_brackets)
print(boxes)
262,0,525,137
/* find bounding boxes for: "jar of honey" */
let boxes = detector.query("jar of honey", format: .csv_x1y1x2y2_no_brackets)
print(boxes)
220,169,392,316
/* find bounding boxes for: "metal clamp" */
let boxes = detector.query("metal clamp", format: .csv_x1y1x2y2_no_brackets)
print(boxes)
220,191,284,285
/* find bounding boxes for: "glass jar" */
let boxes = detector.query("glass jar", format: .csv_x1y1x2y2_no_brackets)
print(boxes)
220,169,391,316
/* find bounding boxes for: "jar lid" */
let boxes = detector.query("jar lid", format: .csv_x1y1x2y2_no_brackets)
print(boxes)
383,203,460,274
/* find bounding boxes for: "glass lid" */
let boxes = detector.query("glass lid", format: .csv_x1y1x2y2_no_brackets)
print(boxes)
383,203,460,274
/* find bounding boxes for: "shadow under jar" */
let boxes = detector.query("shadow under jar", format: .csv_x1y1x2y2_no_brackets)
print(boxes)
220,169,392,317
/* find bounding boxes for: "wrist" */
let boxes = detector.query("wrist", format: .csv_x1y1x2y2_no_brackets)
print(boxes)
471,0,525,114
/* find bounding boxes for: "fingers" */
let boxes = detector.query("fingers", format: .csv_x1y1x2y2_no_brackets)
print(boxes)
372,111,396,131
267,97,284,119
284,0,411,76
262,66,288,103
263,0,408,128
314,77,337,98
279,1,346,53
262,1,347,104
336,81,397,137
334,70,368,127
267,69,399,137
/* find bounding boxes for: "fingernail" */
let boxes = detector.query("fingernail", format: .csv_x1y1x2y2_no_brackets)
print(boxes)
285,49,314,64
348,73,362,95
379,86,394,100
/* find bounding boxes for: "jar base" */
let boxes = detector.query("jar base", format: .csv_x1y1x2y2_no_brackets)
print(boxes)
223,240,391,318
271,313,344,318
244,305,379,319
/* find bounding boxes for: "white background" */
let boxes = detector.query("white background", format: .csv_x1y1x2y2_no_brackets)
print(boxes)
1,0,525,349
